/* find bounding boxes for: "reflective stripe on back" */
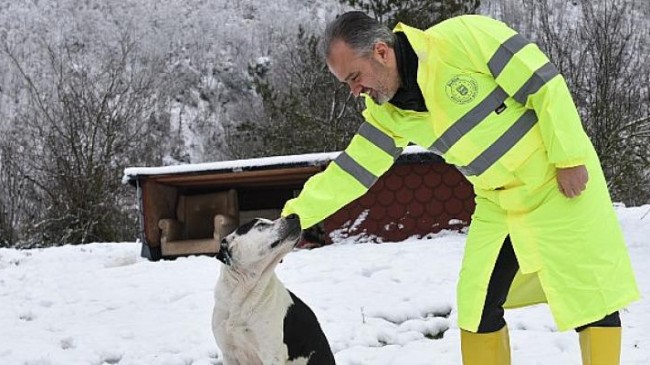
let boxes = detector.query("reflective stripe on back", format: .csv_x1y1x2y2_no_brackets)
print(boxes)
334,152,377,189
429,86,508,155
488,34,530,78
513,62,560,104
459,110,538,176
357,122,403,158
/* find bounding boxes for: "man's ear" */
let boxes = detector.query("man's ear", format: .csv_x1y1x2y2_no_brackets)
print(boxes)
373,41,390,63
216,238,232,266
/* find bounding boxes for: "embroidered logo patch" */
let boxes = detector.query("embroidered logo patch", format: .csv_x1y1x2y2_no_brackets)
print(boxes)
445,75,478,104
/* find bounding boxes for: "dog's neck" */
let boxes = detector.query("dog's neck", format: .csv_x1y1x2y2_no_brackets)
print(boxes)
218,261,283,309
220,263,276,286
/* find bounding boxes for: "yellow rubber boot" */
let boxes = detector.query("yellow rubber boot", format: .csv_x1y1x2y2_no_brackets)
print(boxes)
461,326,510,365
579,327,621,365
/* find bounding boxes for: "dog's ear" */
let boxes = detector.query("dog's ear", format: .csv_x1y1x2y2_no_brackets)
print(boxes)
216,238,233,266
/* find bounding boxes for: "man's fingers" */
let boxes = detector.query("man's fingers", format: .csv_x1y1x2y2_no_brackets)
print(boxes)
566,183,586,198
574,179,587,197
567,183,581,198
557,165,589,198
562,180,588,198
558,177,571,197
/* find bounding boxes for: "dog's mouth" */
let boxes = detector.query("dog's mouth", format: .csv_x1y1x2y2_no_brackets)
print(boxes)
270,216,302,249
270,239,283,249
270,226,301,249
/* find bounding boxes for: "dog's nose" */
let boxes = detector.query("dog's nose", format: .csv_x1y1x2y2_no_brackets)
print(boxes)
285,214,299,221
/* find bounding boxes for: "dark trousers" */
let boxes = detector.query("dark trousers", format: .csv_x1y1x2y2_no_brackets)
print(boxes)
477,236,621,333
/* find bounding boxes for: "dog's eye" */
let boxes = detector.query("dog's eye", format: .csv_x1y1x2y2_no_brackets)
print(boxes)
235,218,273,235
256,218,275,226
235,220,259,235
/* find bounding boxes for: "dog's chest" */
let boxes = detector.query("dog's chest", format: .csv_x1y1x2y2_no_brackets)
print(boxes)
217,296,289,340
213,276,294,364
219,321,267,364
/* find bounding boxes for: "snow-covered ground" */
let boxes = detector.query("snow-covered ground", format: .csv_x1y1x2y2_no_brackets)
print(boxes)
0,205,648,365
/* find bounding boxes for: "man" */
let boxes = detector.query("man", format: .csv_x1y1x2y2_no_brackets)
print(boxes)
282,11,639,364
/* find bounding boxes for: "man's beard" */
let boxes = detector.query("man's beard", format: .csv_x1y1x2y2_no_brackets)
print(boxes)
371,92,388,104
369,68,398,104
367,85,395,105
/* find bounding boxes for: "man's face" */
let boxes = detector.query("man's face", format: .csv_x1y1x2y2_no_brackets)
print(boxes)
326,40,400,105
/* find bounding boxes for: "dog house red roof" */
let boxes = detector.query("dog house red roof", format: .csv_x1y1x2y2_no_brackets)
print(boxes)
123,147,475,260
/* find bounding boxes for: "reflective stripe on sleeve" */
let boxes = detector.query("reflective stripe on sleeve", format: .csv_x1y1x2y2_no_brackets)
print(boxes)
357,122,403,158
513,62,560,104
488,34,530,78
429,86,508,155
334,152,378,189
459,110,538,176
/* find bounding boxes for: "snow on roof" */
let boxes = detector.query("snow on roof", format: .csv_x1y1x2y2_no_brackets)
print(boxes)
122,145,432,184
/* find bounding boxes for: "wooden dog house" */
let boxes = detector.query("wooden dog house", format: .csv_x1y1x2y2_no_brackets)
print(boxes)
123,147,475,260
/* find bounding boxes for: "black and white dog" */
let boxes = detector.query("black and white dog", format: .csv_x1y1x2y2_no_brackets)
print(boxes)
212,214,335,365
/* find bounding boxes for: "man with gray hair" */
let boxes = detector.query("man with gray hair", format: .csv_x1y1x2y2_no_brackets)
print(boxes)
282,11,639,365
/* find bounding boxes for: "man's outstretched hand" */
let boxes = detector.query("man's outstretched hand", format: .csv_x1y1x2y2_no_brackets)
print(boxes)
557,165,589,198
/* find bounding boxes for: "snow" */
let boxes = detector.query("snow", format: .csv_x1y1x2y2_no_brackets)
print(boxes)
0,205,648,364
121,145,430,184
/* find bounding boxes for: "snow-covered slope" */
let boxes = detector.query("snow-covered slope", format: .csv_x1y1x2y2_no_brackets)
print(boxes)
1,205,648,364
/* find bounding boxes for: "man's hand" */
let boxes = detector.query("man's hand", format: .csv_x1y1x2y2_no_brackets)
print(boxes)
557,165,589,198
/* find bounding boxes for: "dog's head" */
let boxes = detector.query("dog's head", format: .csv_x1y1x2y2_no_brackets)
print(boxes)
216,214,301,270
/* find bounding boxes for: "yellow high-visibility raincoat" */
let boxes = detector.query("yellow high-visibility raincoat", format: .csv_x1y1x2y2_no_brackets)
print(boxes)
282,15,639,331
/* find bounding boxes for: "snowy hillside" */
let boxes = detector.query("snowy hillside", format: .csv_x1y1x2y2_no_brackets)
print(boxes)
1,205,648,364
0,0,344,162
